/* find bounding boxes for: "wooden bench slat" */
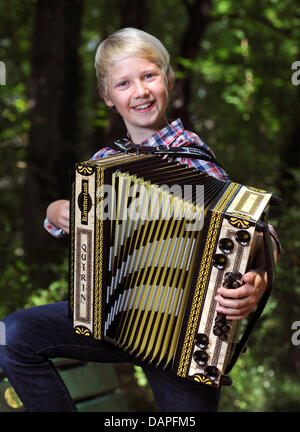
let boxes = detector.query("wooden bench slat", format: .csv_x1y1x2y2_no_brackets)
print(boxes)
59,363,120,401
76,392,129,412
0,359,128,412
52,358,84,368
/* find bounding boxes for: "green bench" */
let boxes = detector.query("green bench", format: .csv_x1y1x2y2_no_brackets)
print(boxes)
0,358,129,412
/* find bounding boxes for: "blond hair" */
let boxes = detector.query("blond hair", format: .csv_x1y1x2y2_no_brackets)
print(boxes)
95,27,175,99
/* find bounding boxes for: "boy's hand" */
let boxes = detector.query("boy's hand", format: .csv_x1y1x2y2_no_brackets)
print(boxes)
214,269,267,321
46,200,70,234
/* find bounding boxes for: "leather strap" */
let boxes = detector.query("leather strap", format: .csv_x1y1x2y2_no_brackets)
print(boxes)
108,138,224,169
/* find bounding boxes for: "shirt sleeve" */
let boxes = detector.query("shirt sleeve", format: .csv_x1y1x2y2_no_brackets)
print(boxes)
44,147,117,238
90,147,120,160
172,130,230,181
44,218,66,238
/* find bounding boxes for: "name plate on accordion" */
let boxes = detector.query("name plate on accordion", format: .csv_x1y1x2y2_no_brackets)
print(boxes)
69,153,274,387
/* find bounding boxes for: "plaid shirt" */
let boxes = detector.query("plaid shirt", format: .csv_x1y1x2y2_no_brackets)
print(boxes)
45,118,280,253
91,118,229,180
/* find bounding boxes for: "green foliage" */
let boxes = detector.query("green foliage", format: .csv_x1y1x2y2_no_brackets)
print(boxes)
220,355,277,412
133,366,148,387
0,0,299,412
24,257,69,308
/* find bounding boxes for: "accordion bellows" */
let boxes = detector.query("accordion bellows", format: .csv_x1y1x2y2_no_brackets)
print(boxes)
69,153,274,387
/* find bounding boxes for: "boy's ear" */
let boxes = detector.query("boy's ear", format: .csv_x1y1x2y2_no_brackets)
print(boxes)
167,81,174,92
104,96,114,108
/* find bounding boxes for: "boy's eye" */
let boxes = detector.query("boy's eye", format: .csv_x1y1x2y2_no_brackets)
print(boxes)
117,80,128,88
144,73,155,80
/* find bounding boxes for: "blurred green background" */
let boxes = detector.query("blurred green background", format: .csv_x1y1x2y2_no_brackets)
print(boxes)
0,0,299,412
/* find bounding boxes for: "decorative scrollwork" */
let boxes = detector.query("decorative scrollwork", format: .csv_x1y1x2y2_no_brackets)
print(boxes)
74,326,92,336
228,217,250,229
77,165,94,176
247,186,266,194
192,373,213,385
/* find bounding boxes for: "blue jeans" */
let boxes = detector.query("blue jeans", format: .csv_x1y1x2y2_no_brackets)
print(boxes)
0,301,220,412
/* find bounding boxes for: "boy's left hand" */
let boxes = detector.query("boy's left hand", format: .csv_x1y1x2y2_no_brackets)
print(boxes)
214,269,267,321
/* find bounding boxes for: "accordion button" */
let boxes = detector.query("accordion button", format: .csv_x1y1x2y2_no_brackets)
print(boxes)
222,324,231,333
204,365,220,380
195,333,209,349
219,237,234,254
215,312,227,323
213,254,227,270
213,326,222,336
193,350,209,366
232,280,243,289
224,272,235,283
214,320,223,328
233,271,243,280
235,230,251,246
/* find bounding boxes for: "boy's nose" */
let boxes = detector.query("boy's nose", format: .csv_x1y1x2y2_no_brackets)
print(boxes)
133,80,149,98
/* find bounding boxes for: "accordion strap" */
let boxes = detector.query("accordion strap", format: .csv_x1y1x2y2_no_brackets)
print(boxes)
109,138,224,169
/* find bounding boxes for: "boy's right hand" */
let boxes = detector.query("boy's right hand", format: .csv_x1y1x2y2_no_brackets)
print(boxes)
46,200,70,234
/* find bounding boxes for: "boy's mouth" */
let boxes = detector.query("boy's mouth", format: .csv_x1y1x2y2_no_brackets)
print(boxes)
132,101,155,111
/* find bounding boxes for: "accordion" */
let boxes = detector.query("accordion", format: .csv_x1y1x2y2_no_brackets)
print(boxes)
69,153,278,387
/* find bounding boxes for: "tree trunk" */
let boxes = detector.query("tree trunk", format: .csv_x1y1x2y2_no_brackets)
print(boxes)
24,0,83,275
170,0,212,128
279,83,300,207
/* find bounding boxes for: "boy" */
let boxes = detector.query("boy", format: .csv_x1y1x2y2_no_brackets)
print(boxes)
0,28,279,412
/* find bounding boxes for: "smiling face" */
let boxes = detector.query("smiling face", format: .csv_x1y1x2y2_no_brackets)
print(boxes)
104,56,172,143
